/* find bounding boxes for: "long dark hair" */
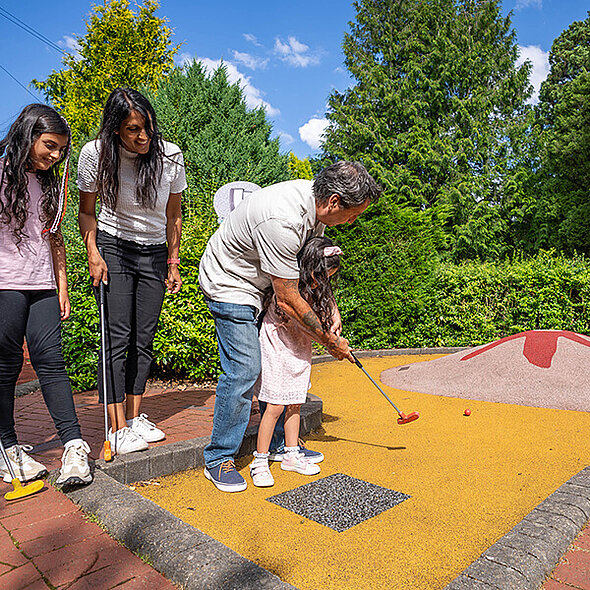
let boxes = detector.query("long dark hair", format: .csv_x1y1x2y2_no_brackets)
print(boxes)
97,87,163,210
297,236,341,332
0,104,70,245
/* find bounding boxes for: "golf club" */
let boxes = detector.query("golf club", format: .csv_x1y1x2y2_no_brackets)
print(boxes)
0,439,44,501
98,248,112,462
351,352,420,425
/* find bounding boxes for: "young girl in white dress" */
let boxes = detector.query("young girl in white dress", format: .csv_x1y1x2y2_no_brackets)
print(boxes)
250,236,342,487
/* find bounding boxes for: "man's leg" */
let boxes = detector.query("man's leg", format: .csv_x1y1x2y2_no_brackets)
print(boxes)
204,299,261,492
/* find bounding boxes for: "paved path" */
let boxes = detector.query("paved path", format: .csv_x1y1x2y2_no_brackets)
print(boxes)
1,349,231,589
542,525,590,589
2,347,589,589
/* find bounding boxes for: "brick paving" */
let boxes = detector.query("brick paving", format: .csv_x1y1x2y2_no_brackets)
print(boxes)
1,353,241,589
16,343,37,386
542,526,590,590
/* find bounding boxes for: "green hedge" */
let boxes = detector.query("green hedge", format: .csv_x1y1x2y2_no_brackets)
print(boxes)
60,195,590,391
424,252,590,346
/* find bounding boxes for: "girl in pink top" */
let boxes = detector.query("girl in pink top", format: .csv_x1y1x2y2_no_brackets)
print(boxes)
0,104,92,488
250,236,342,487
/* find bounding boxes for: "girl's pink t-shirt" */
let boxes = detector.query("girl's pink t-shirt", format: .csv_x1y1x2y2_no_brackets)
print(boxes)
0,166,56,290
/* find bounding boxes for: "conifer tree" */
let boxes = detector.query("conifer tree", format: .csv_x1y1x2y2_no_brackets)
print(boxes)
324,0,533,259
148,60,289,197
533,13,590,253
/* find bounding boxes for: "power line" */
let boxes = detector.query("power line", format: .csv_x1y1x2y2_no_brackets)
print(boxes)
0,6,67,55
0,63,41,101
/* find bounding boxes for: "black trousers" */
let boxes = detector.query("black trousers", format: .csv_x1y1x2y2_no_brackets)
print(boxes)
0,289,82,448
96,231,167,404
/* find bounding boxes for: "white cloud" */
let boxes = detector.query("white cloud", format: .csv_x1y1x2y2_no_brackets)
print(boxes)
198,57,280,116
232,50,269,70
277,131,295,145
299,117,329,150
274,36,320,68
517,44,550,104
177,52,194,67
243,33,261,46
515,0,542,10
58,35,80,59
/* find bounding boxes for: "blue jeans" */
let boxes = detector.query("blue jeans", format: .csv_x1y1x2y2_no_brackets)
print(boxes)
204,298,262,469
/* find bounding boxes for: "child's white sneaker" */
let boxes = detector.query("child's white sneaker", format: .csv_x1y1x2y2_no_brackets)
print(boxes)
280,452,320,476
250,459,274,487
0,444,47,483
56,440,92,486
127,413,165,443
108,427,148,455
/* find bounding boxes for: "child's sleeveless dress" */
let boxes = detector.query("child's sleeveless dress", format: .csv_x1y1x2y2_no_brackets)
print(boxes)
254,303,312,405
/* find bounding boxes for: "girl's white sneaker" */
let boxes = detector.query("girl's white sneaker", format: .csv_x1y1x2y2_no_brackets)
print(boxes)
250,460,274,487
56,441,92,486
280,452,320,476
0,444,47,483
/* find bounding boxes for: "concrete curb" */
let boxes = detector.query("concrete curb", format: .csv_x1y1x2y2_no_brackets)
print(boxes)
444,466,590,590
59,394,322,589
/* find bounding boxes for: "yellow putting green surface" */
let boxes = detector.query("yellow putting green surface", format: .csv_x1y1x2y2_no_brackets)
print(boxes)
136,355,590,589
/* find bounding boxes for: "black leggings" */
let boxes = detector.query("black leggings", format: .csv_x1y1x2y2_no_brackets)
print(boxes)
0,289,82,448
96,231,167,404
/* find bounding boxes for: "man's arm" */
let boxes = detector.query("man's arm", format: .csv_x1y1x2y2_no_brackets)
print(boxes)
271,276,353,362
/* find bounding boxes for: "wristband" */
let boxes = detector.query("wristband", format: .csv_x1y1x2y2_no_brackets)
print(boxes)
167,258,180,265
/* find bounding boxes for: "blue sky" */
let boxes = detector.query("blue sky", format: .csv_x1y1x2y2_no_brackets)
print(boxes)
0,0,588,158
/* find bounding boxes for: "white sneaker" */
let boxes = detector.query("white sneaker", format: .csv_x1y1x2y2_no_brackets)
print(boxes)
127,414,165,443
0,444,48,483
280,452,321,476
56,441,93,486
249,459,274,487
108,427,148,455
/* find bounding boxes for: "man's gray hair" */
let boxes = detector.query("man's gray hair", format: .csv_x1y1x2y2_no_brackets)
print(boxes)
313,161,381,208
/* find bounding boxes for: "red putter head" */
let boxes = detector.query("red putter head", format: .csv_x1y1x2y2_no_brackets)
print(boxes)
397,411,420,425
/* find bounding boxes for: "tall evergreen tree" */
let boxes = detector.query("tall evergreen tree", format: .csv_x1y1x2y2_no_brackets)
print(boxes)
323,0,533,259
147,60,289,208
532,13,590,253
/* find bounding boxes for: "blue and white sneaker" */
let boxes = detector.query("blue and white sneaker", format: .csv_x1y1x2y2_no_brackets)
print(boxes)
269,440,324,464
204,460,247,492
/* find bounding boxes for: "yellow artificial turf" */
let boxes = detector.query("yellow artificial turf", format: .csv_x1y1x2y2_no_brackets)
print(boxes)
136,355,590,589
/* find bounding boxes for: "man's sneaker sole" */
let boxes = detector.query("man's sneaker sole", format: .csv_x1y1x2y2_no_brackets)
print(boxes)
203,467,247,492
2,468,48,484
135,432,165,443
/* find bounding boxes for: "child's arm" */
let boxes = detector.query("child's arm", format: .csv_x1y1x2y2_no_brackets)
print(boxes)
49,232,70,321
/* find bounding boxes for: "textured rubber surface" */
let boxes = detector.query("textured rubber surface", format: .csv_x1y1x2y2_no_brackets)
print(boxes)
137,355,590,590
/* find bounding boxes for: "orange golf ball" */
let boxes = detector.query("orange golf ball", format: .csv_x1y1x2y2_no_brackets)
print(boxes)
464,408,471,416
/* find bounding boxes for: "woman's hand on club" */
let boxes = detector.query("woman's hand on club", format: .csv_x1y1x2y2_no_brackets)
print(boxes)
88,252,108,286
166,265,182,293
